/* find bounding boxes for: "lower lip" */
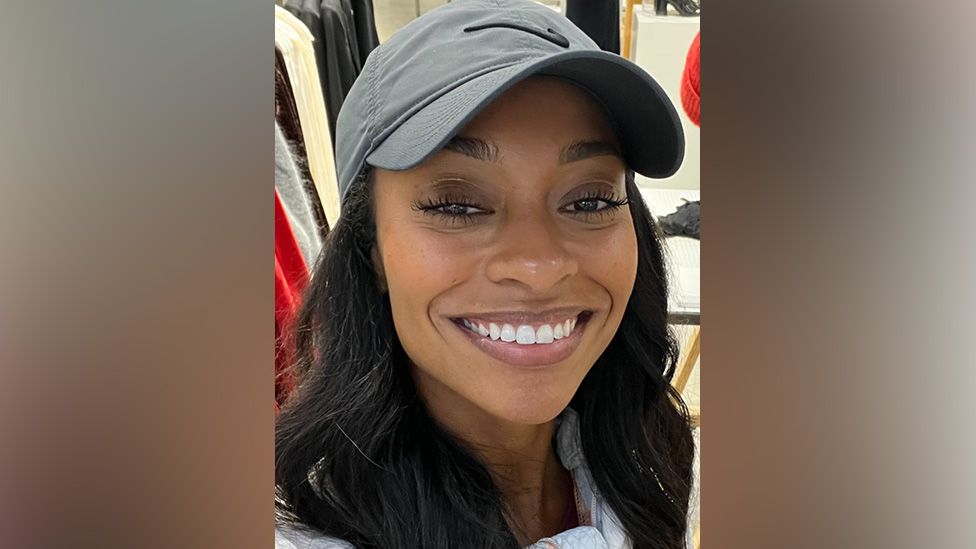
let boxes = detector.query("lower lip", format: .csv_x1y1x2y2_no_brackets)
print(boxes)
450,313,592,367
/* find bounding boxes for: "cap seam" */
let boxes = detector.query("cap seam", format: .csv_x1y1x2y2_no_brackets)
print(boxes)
364,42,385,150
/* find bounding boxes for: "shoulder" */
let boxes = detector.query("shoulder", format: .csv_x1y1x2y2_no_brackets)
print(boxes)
276,523,354,549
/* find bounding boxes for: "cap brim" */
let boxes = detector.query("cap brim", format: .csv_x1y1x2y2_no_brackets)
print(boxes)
365,49,683,179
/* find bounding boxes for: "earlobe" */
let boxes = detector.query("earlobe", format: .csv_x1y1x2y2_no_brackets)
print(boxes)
371,245,388,293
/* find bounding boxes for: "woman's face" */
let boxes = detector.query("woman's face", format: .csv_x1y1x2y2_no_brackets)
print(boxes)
372,77,638,427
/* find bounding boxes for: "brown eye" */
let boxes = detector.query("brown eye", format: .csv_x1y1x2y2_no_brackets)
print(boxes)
572,198,602,212
561,194,628,215
436,203,481,216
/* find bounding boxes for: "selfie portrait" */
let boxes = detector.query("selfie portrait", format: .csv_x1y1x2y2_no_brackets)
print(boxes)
274,1,700,547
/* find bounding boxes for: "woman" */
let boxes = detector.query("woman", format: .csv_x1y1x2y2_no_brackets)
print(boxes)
275,1,696,547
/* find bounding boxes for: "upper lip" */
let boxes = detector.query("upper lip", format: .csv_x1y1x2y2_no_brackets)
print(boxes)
451,307,590,326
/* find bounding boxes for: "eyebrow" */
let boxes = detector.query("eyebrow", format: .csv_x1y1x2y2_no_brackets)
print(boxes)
442,136,499,163
559,140,621,164
443,136,621,164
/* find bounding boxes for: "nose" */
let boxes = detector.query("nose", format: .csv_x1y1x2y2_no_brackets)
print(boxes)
484,211,578,294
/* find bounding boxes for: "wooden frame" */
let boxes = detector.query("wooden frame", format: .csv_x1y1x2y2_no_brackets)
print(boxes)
621,0,643,59
672,325,700,394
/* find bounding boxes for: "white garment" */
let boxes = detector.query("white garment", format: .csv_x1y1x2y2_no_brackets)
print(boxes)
275,408,698,549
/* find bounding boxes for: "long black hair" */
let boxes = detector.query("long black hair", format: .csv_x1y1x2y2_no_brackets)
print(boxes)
275,169,695,549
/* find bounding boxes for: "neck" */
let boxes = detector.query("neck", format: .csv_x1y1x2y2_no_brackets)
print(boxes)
414,369,574,544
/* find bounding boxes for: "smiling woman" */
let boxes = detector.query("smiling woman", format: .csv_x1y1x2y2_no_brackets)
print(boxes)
372,78,639,430
275,1,695,549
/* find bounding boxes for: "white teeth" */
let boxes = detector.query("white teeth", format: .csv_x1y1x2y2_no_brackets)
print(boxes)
516,325,536,345
463,317,582,345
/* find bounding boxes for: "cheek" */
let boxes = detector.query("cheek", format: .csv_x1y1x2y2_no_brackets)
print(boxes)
378,225,474,347
580,221,639,315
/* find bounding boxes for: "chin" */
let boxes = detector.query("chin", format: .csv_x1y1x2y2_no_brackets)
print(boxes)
484,385,578,426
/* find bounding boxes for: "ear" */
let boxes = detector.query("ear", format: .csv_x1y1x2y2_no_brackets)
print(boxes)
371,245,388,293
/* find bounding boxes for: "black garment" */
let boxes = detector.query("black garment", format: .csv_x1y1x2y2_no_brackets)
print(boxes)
658,200,700,240
328,0,362,70
565,0,620,53
282,0,361,144
350,0,380,62
322,0,362,74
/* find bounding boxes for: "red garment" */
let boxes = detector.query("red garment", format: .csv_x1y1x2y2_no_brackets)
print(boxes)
275,190,309,408
680,32,700,127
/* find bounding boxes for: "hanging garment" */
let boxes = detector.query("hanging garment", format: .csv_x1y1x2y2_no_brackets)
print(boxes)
276,48,331,240
350,0,380,62
277,122,325,267
565,0,619,53
283,0,361,142
275,47,310,163
680,32,700,126
275,191,309,406
276,6,343,228
330,0,362,70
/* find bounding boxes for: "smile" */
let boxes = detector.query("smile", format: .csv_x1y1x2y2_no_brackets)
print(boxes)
459,317,580,345
449,311,595,367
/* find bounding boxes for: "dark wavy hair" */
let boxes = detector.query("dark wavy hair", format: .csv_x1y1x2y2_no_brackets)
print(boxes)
275,169,695,549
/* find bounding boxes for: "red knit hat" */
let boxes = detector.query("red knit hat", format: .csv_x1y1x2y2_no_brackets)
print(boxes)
680,32,700,126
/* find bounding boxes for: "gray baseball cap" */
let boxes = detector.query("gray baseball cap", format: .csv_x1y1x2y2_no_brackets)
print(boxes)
335,0,684,204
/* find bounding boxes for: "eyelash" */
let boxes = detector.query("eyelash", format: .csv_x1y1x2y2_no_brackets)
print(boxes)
412,194,493,226
563,191,630,219
411,190,629,224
